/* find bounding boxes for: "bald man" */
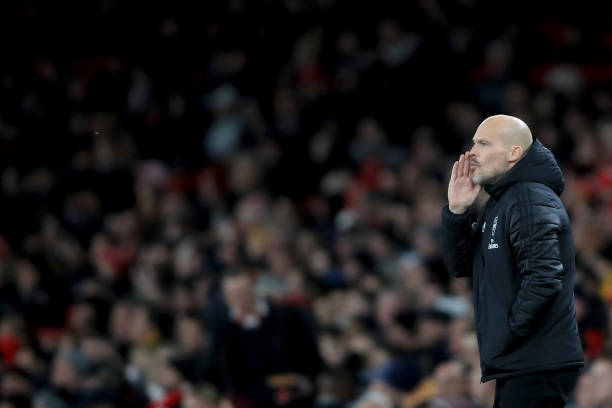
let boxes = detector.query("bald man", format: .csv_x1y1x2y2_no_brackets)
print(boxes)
441,115,583,407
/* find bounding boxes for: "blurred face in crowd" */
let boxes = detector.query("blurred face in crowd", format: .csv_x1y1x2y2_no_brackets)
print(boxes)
222,274,257,314
1,371,32,396
176,316,206,352
469,115,532,185
433,361,467,399
183,389,232,408
109,301,132,343
575,359,612,408
182,394,215,408
50,355,79,391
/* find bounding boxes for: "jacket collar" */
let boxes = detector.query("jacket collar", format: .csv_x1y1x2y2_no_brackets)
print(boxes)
484,139,564,200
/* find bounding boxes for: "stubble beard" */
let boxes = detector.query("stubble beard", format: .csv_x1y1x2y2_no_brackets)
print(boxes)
471,167,485,185
472,167,503,185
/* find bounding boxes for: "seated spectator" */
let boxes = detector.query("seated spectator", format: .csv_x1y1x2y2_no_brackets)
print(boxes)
209,271,324,408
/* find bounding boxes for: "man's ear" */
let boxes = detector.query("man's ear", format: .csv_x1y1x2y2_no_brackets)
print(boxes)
508,145,523,163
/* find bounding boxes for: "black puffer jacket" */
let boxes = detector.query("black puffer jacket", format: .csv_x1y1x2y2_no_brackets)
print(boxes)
441,139,583,382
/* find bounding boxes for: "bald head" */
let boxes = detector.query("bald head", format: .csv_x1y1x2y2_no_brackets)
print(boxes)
469,115,533,185
478,115,533,153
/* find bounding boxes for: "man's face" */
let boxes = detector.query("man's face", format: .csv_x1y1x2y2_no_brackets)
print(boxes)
469,128,511,185
590,360,612,404
222,274,257,313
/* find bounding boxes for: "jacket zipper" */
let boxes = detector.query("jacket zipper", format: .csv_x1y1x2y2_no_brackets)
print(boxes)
475,198,496,380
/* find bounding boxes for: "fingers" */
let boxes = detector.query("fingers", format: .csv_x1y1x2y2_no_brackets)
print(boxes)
457,154,464,177
463,151,470,177
452,152,472,181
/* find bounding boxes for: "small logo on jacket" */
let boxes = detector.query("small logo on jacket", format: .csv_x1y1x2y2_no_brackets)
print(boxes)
488,215,499,249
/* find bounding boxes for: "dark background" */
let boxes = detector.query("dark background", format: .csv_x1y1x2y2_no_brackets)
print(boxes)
1,1,612,407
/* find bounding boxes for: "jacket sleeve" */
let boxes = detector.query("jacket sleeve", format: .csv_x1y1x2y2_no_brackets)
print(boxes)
507,191,564,340
440,205,475,278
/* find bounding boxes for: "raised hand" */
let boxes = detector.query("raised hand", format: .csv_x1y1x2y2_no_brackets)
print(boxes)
448,151,481,214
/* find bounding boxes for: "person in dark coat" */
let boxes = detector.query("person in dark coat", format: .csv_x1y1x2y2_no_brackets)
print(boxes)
440,115,583,407
208,271,325,408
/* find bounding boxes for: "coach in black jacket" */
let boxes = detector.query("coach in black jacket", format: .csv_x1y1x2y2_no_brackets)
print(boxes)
441,115,583,407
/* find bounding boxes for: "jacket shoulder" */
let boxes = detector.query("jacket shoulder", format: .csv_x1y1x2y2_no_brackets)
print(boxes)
504,181,561,208
504,182,565,230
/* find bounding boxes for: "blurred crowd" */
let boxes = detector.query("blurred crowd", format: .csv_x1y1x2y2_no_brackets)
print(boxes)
2,1,612,408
